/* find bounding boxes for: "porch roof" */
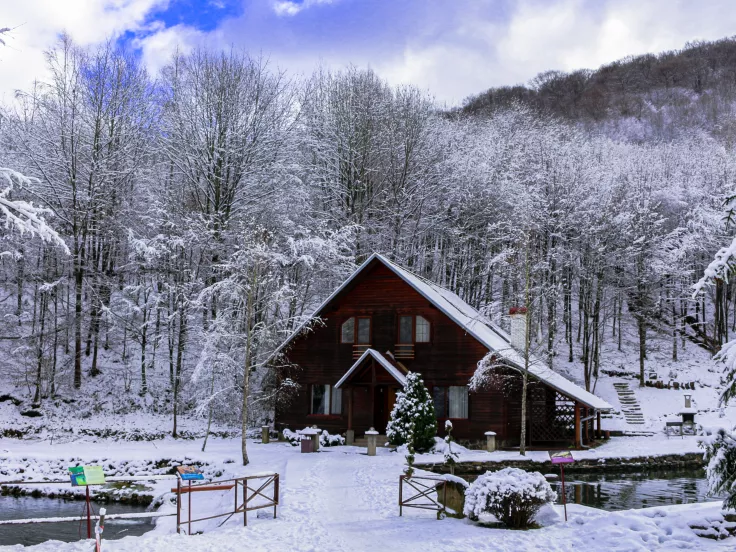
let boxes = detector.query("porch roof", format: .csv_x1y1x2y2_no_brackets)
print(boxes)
335,349,407,389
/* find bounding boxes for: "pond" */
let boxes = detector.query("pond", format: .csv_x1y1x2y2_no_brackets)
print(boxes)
454,467,720,511
0,495,156,547
548,468,719,511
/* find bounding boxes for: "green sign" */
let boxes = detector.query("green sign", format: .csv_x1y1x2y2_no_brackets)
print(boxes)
68,465,106,486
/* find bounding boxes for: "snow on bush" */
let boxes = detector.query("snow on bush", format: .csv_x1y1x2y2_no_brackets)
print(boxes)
283,429,301,446
701,427,736,510
282,428,345,447
386,372,436,452
463,467,556,528
320,430,345,447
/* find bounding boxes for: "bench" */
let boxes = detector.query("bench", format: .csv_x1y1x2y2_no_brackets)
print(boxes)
665,421,683,438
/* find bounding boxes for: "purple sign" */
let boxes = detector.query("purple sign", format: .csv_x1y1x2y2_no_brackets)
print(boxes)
550,451,575,464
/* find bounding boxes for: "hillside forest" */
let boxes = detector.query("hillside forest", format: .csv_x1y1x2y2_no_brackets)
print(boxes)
1,35,735,434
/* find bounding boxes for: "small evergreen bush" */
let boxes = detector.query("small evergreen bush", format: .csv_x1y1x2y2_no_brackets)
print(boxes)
386,372,437,453
463,467,556,528
702,427,736,509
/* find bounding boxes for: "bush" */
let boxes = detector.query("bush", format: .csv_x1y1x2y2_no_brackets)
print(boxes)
463,467,556,528
320,430,345,447
386,372,436,452
282,429,301,446
701,426,736,510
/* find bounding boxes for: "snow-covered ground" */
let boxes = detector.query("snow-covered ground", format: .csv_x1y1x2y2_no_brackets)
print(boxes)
1,435,733,551
551,323,736,433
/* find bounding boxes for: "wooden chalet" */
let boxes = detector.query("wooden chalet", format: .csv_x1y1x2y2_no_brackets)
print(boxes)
273,254,612,449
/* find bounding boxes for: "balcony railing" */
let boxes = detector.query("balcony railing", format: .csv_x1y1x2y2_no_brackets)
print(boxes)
353,344,371,359
394,343,414,360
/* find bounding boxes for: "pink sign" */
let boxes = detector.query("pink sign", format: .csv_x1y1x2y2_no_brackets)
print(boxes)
550,451,575,464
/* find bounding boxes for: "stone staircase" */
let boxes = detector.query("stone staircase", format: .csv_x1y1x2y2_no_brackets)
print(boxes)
613,382,645,425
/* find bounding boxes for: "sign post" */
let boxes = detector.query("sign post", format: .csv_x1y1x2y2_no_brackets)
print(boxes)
175,466,204,534
68,465,106,539
550,451,575,522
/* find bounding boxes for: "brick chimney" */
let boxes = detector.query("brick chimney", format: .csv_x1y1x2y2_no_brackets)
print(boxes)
509,307,528,352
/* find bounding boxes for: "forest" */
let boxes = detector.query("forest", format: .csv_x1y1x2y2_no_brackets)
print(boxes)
0,34,734,434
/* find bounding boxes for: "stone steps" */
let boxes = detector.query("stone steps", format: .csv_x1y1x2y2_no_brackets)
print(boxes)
614,382,646,425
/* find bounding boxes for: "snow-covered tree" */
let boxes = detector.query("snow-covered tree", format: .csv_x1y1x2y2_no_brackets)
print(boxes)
0,168,67,252
386,372,436,453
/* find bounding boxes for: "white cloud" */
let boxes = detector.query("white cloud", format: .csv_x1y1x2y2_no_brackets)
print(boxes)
3,0,736,107
272,0,338,17
0,0,166,102
375,0,736,105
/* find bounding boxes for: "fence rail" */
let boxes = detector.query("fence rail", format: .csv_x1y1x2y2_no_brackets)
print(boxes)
398,474,447,520
175,473,279,534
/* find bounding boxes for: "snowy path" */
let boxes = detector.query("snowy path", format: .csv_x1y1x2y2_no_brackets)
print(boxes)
1,439,733,551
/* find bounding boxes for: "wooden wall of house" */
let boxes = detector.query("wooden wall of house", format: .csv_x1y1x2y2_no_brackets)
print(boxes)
275,260,530,444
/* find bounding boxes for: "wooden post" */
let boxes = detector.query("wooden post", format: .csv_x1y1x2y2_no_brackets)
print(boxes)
273,474,279,519
348,387,353,430
188,480,192,535
574,404,581,449
596,411,601,439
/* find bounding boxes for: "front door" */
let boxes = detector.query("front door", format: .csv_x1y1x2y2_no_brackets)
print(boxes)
373,386,389,432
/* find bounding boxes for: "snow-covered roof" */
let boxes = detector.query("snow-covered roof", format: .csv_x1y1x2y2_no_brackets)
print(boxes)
272,253,612,411
371,254,612,411
335,349,408,389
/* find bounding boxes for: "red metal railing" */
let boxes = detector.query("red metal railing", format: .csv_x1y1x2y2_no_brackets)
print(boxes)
174,473,279,534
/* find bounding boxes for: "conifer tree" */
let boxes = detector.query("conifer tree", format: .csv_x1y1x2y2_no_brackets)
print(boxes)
386,372,437,452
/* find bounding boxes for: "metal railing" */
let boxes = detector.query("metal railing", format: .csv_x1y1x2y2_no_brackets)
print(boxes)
398,474,447,520
174,473,279,534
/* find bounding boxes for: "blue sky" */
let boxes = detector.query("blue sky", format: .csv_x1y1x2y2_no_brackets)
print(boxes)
3,0,736,105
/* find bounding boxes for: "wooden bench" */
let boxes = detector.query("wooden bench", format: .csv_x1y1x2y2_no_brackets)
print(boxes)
665,421,684,438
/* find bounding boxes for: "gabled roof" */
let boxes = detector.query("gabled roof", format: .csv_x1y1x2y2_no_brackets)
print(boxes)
334,349,408,389
271,253,612,411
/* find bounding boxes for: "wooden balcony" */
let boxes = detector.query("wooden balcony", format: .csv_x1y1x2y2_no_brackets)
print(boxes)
394,343,414,360
353,344,371,358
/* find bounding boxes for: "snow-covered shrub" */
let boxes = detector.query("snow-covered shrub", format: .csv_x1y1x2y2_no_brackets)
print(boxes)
443,420,459,474
463,468,556,528
701,427,736,509
283,429,301,446
386,372,436,452
320,430,345,447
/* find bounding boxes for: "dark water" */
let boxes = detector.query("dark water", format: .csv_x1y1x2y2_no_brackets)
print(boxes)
458,468,719,511
0,495,155,546
548,469,719,511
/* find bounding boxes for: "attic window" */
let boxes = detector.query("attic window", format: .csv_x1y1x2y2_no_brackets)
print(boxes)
398,315,431,343
416,316,430,342
341,317,371,344
341,318,355,343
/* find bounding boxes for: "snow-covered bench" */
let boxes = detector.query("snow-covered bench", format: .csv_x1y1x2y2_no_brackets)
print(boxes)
665,421,684,438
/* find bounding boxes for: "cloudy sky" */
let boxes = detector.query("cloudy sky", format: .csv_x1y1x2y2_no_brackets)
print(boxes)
1,0,735,106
